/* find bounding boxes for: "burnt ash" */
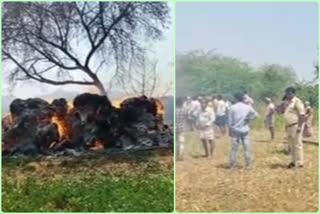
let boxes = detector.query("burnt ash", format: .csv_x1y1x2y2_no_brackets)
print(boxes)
2,93,173,157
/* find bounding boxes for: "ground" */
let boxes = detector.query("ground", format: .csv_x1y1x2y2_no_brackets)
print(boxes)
2,149,173,212
176,129,318,212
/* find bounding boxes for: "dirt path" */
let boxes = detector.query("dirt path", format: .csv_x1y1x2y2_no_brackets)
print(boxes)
176,130,318,212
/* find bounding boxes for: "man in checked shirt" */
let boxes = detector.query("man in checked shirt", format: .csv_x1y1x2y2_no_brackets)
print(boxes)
176,97,186,161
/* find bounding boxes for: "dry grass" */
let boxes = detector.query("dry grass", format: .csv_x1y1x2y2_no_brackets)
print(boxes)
2,149,173,180
176,129,318,212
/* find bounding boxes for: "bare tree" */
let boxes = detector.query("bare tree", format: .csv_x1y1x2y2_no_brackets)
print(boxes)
159,81,173,97
121,52,172,97
122,52,158,97
2,2,170,96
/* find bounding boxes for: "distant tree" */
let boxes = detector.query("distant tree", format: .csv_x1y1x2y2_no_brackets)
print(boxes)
257,64,296,101
2,2,170,96
176,51,257,98
176,50,316,107
295,82,318,107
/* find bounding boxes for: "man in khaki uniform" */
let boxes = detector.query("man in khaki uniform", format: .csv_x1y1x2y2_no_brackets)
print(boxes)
282,87,305,168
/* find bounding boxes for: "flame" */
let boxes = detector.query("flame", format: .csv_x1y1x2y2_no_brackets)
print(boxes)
155,99,165,116
2,113,18,152
112,96,129,109
2,113,15,132
112,100,122,109
50,101,73,139
3,113,12,119
89,139,105,151
51,115,70,139
67,101,73,112
2,113,13,123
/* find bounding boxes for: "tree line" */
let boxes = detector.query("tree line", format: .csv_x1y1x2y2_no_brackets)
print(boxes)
176,50,318,107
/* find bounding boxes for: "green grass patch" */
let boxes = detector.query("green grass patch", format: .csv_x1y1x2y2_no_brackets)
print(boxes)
2,151,173,212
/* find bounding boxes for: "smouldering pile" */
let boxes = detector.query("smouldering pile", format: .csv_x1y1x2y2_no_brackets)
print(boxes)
2,93,173,156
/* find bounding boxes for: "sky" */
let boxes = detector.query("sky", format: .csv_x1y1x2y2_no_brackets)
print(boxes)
176,2,318,82
2,2,174,99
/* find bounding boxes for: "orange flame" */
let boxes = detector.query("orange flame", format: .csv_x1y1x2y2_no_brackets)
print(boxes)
89,139,105,151
155,99,165,116
2,113,15,134
50,101,73,139
67,101,73,112
2,113,14,125
51,116,70,139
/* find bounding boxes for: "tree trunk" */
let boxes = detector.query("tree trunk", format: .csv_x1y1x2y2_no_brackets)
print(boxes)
93,79,113,105
83,67,107,96
95,80,107,96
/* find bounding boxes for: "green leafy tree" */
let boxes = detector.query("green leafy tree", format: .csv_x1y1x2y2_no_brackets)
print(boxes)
256,64,296,102
295,82,318,107
176,50,317,110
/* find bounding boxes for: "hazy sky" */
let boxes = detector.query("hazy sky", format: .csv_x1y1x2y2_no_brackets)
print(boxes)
2,2,174,99
176,2,318,81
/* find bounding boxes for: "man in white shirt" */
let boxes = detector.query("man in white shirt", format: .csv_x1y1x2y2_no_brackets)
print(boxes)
176,97,186,161
213,96,219,112
215,95,228,136
182,96,192,111
225,100,231,109
189,96,201,131
264,97,276,140
198,101,216,157
182,96,193,131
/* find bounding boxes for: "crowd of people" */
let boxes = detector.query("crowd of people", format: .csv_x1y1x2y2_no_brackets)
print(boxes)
176,87,314,169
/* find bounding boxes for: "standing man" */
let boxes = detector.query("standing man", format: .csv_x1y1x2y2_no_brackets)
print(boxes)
183,96,193,131
176,97,186,161
264,97,276,141
198,101,216,157
212,96,219,112
215,95,228,136
303,101,313,138
189,96,201,131
280,87,305,168
228,93,259,169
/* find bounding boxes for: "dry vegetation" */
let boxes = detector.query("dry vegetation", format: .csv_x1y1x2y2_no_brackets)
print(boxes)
176,129,318,212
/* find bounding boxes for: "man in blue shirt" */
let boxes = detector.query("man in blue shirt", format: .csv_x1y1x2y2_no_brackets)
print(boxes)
228,93,259,169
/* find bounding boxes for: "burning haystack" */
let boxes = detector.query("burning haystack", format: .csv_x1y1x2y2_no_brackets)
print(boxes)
2,93,173,156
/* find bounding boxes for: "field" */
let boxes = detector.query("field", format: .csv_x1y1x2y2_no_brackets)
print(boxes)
2,150,173,212
176,129,318,212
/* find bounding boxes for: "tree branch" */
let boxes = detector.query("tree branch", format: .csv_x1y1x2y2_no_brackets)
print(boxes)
3,51,94,86
84,3,133,68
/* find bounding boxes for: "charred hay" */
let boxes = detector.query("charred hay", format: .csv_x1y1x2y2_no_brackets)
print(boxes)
2,93,173,157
